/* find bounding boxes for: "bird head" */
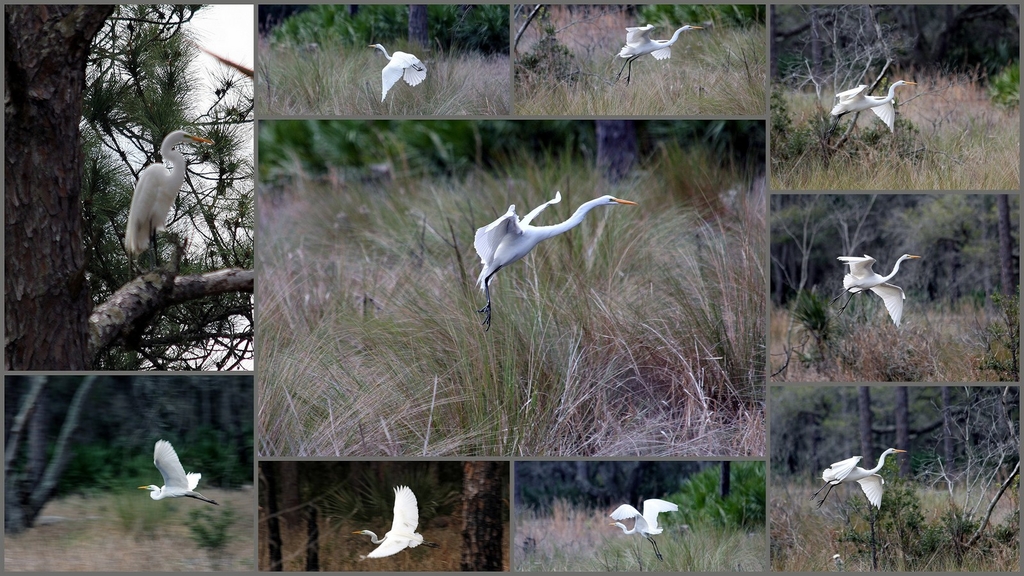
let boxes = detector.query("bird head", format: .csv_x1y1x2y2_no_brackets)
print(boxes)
893,80,917,88
681,25,703,31
185,134,214,145
601,196,638,206
900,254,921,261
887,448,908,455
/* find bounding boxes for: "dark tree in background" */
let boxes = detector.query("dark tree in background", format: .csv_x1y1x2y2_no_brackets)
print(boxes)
408,4,428,47
461,461,504,571
4,5,114,370
596,120,637,182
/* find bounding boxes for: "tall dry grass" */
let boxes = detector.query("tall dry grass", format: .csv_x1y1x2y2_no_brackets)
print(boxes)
515,8,766,115
258,38,510,115
516,500,767,571
257,152,765,457
771,72,1020,190
770,302,1010,382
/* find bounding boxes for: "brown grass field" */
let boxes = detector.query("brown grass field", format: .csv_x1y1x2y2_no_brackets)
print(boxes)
771,482,1019,571
515,6,766,116
258,37,511,115
3,488,254,571
770,303,1016,382
771,73,1020,190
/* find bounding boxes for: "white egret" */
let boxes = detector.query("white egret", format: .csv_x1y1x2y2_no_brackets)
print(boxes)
831,254,921,327
828,80,917,135
609,498,679,561
616,24,702,85
474,192,638,330
369,44,426,102
125,130,214,265
138,439,218,505
354,485,438,558
811,448,906,509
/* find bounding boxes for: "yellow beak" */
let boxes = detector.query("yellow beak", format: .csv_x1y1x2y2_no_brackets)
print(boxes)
612,198,638,206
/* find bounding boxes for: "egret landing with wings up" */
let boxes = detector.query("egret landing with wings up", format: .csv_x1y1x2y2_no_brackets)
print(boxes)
616,24,702,85
609,498,679,561
369,44,426,102
828,80,917,136
811,448,906,509
354,485,439,558
139,440,218,505
831,254,920,326
474,191,637,330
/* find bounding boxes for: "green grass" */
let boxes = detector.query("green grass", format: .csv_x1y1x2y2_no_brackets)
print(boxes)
257,152,765,457
516,501,766,572
258,38,510,115
516,23,767,116
771,73,1020,190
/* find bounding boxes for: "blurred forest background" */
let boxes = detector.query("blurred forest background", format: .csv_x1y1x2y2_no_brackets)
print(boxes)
258,4,510,114
771,386,1019,572
4,375,254,571
257,119,766,458
515,460,766,571
770,4,1019,189
770,194,1019,381
258,461,507,571
514,4,766,115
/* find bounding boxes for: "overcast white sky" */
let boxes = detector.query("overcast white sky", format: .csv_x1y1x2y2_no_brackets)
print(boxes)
190,4,255,74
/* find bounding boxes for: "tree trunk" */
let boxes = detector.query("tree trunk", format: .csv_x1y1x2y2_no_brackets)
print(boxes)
305,505,319,571
858,386,872,458
942,386,954,482
595,120,637,182
461,461,503,571
409,5,428,48
720,461,731,498
263,463,283,570
5,5,113,370
996,194,1015,294
895,386,911,477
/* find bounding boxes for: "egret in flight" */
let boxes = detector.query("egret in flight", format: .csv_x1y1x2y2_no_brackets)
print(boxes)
139,440,218,505
832,254,921,326
354,485,438,558
474,191,637,330
369,44,426,102
126,130,213,266
811,448,906,509
828,80,917,135
609,498,679,561
616,24,702,85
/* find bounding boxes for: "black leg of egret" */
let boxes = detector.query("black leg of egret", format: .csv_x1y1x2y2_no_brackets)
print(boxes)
150,228,159,268
811,482,835,508
615,57,630,82
647,536,664,561
832,291,855,316
826,113,843,138
478,267,501,331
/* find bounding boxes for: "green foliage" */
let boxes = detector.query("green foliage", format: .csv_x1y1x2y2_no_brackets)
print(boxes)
675,463,765,529
769,87,821,167
793,289,831,344
188,506,236,552
980,289,1020,381
271,5,508,55
114,491,173,536
989,62,1019,108
515,17,578,88
639,4,765,28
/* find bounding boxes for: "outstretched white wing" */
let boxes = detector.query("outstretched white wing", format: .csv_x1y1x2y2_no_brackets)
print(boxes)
474,204,521,288
856,475,885,508
869,101,896,131
822,455,863,483
520,191,562,226
153,440,190,491
641,498,678,532
623,25,654,47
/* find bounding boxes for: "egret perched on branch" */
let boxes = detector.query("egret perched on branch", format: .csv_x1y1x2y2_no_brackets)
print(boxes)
369,44,426,102
616,24,702,85
828,80,917,135
474,191,638,330
125,130,214,265
811,448,906,509
831,254,921,326
138,440,218,505
609,498,679,561
354,485,438,558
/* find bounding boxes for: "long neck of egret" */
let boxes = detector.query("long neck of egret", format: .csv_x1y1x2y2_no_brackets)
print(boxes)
866,448,901,475
160,133,189,186
527,197,618,241
373,45,392,60
881,255,915,283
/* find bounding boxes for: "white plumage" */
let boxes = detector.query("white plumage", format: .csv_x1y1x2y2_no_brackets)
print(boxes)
609,498,679,560
835,254,920,326
615,24,702,84
369,44,426,102
829,80,916,133
354,485,433,558
812,448,906,509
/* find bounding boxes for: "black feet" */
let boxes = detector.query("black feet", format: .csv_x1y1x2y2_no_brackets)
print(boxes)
478,304,492,331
